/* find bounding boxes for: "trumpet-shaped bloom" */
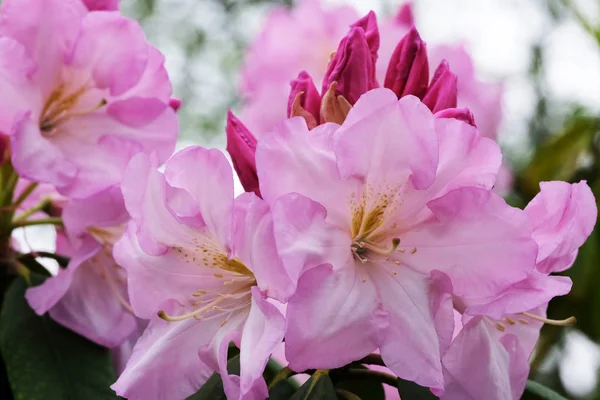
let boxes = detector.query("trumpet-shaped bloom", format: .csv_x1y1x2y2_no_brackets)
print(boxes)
0,0,177,198
112,147,294,400
439,181,596,400
25,185,137,347
256,89,538,390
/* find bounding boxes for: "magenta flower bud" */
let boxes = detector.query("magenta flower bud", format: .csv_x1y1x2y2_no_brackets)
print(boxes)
287,71,321,129
435,107,476,127
350,11,380,67
384,27,429,99
81,0,119,11
168,97,182,112
322,27,376,105
225,111,260,197
395,2,415,26
422,60,458,113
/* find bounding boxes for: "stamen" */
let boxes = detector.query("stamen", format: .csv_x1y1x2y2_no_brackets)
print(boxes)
504,317,516,325
158,296,226,322
518,319,529,325
519,312,576,326
361,238,400,257
495,323,505,332
410,247,417,254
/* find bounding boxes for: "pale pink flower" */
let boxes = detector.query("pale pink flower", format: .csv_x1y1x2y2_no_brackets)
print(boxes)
25,185,137,348
256,89,538,390
112,147,294,400
439,181,596,399
0,0,177,198
239,0,358,136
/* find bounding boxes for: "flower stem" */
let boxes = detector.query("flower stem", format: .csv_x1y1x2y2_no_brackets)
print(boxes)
13,198,51,225
336,389,361,400
356,353,385,366
12,217,63,229
267,367,295,390
342,369,398,388
12,182,38,209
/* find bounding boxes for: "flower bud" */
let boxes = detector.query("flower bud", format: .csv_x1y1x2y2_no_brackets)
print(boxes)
225,111,260,197
384,27,429,99
322,27,376,105
168,97,182,112
288,71,321,129
350,11,380,66
422,60,458,113
434,107,476,127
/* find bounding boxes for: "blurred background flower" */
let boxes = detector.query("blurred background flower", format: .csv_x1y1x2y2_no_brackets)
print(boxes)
96,0,600,398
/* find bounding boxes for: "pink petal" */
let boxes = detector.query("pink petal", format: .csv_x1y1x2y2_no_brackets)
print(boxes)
107,97,167,128
226,111,260,196
256,118,351,225
124,45,172,102
60,102,178,171
466,272,572,320
238,288,285,399
26,235,99,315
0,37,37,135
525,181,597,270
285,264,386,372
441,317,528,400
27,236,135,348
371,267,444,390
62,184,128,238
121,153,196,255
0,0,86,96
10,112,78,191
113,223,219,319
401,188,537,300
69,12,148,96
112,304,217,400
335,93,438,190
231,193,294,302
271,193,352,284
164,146,234,247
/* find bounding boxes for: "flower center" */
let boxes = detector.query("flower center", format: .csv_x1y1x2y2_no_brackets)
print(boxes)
39,82,106,135
349,186,415,264
158,238,256,326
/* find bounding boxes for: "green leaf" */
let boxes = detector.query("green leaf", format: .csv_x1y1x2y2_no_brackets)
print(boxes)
0,277,120,400
397,377,439,400
187,354,240,400
289,370,336,400
524,380,569,400
520,117,596,197
334,364,384,400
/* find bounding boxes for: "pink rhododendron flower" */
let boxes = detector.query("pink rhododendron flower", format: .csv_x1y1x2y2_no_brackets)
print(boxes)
439,181,596,399
232,6,473,196
256,89,538,391
0,0,177,198
112,147,294,400
25,185,137,348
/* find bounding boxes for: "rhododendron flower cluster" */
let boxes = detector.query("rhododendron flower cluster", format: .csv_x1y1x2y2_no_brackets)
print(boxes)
0,1,595,400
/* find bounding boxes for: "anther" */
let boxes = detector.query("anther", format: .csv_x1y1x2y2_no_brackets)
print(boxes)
505,317,516,325
495,323,505,332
